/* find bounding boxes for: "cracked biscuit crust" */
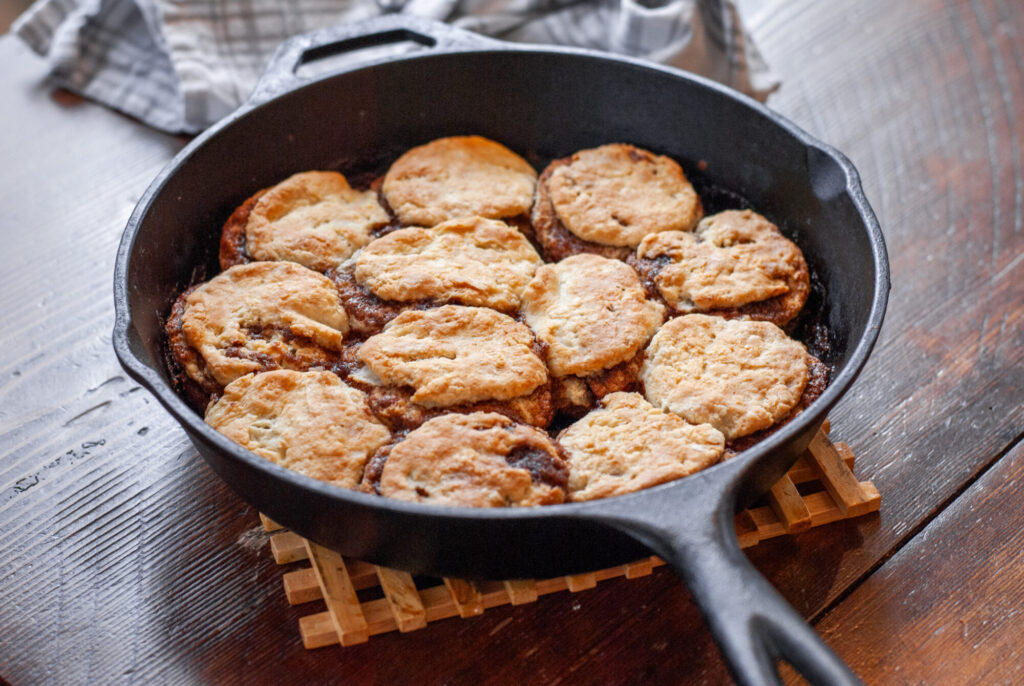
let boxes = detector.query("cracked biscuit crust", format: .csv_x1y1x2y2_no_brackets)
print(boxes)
641,315,808,441
361,412,567,507
541,143,702,249
220,171,389,272
357,305,548,408
520,254,664,377
205,370,390,489
354,216,542,311
635,210,809,326
176,262,349,388
558,392,724,501
382,136,537,227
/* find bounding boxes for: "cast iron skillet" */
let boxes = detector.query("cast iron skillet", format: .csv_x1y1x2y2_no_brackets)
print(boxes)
113,15,888,686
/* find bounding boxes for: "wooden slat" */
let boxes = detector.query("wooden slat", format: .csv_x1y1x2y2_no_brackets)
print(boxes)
443,578,484,618
807,431,879,517
283,568,321,605
768,474,813,533
259,513,283,532
375,567,427,632
786,453,855,484
735,510,761,548
565,573,597,592
624,557,656,579
304,541,369,647
270,532,308,564
503,579,538,605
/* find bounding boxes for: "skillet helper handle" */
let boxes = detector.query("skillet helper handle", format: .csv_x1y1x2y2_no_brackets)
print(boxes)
662,507,861,686
249,15,501,105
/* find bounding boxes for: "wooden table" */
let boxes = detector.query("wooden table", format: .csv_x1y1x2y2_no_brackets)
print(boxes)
2,1,1022,683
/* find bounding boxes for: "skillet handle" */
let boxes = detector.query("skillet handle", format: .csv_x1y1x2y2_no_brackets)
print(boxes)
661,503,861,686
590,465,860,686
249,16,501,105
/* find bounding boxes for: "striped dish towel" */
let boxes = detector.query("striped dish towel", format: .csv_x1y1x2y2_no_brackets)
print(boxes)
13,0,778,134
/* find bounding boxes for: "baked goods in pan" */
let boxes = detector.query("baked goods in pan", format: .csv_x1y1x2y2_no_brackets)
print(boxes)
205,370,390,489
165,261,348,404
360,412,568,506
558,392,724,501
174,135,827,507
631,209,809,327
532,143,703,261
520,253,663,414
329,216,542,335
381,135,537,228
219,171,389,272
355,305,553,429
641,314,811,442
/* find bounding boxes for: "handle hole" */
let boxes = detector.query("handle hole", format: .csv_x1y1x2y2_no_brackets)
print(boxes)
296,30,437,78
778,659,809,685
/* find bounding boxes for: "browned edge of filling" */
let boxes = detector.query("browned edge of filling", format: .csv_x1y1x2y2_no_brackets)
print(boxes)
359,434,403,495
218,189,267,270
368,175,404,238
164,286,347,412
626,252,809,330
550,347,647,419
365,380,555,432
532,162,634,263
724,354,830,456
164,285,221,410
325,264,417,335
358,417,569,498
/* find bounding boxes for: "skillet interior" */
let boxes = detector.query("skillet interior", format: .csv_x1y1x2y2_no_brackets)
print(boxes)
115,47,885,579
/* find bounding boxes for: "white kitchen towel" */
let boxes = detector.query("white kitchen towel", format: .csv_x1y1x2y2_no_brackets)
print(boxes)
13,0,778,134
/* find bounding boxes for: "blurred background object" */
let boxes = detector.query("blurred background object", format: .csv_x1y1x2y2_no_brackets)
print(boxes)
1,0,32,32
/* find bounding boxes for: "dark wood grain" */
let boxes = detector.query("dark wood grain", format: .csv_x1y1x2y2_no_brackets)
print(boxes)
1,0,1023,682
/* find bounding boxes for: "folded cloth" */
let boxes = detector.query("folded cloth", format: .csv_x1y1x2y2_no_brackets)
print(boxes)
13,0,778,134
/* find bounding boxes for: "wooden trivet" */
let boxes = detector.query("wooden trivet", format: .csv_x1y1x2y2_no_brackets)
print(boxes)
261,419,879,649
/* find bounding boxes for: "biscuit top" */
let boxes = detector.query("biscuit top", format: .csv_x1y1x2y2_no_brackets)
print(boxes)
558,392,724,501
545,143,702,247
205,371,390,489
353,216,542,311
520,254,664,377
637,210,806,311
182,262,349,386
245,171,389,272
641,315,808,440
357,305,548,407
375,412,567,507
382,136,537,226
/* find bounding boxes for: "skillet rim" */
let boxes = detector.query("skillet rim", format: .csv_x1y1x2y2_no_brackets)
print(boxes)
111,40,890,525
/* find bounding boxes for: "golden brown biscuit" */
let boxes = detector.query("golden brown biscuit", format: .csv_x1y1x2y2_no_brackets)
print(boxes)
520,254,663,377
558,392,724,501
170,262,348,390
354,216,542,312
358,305,548,408
382,136,537,227
726,354,828,454
361,412,567,507
205,370,390,489
633,210,809,327
219,171,389,272
533,144,702,260
640,315,808,441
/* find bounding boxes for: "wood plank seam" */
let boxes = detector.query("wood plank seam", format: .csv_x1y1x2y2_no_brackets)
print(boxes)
264,424,879,649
